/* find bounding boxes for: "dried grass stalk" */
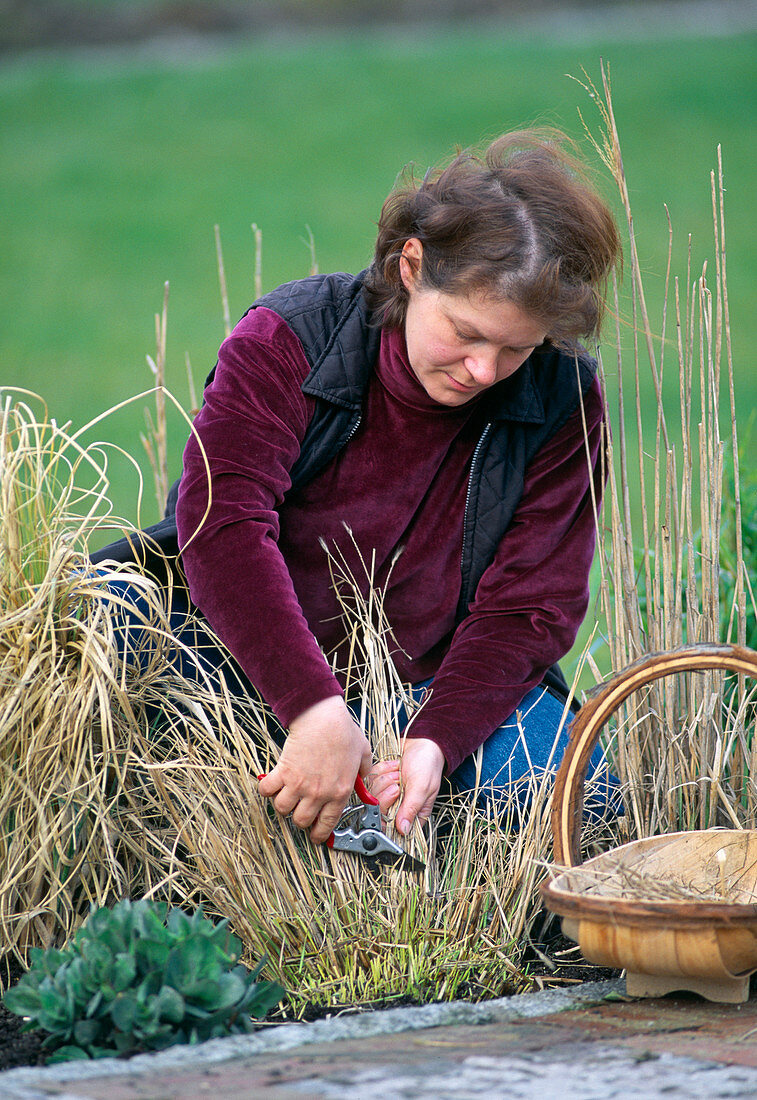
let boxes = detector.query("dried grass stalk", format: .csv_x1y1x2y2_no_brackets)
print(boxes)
578,65,756,837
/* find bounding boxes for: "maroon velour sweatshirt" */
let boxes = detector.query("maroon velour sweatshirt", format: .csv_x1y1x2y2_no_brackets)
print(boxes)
176,306,605,773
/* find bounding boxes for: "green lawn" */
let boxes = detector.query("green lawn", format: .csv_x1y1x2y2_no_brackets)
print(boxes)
2,27,755,540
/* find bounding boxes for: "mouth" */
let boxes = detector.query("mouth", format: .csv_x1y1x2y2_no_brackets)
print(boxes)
444,373,475,394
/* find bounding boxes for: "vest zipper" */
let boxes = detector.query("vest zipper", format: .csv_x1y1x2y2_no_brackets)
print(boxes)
344,413,362,446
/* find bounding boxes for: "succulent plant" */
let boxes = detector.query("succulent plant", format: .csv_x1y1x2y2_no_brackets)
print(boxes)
3,899,284,1062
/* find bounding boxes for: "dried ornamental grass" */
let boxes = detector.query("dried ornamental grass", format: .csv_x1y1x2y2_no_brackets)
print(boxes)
0,392,242,964
578,65,756,837
0,393,141,957
0,391,597,1012
125,533,587,1014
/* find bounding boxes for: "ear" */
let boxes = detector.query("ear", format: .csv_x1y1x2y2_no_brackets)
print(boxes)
399,238,423,291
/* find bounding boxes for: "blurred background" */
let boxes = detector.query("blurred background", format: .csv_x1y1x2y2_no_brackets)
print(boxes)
2,0,755,544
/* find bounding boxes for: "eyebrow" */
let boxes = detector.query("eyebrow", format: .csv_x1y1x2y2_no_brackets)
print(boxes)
451,320,540,351
446,308,543,351
506,341,541,352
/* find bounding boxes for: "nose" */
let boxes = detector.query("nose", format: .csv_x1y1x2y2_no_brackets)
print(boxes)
463,349,499,385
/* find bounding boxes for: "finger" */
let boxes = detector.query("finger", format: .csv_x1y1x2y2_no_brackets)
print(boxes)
396,787,435,836
369,772,400,797
375,783,400,814
368,769,401,809
272,788,301,817
290,798,321,831
309,803,344,845
257,770,283,798
368,760,401,779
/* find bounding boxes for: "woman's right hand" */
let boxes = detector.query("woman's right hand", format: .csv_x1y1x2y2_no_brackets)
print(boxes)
257,696,372,845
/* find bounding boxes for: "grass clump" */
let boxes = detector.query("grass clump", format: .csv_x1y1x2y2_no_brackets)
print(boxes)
0,392,263,966
124,535,569,1014
0,394,142,958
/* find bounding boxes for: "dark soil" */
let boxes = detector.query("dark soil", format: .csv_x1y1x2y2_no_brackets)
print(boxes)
0,960,47,1072
524,932,619,986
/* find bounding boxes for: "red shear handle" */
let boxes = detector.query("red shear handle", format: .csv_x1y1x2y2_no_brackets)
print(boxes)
354,774,379,807
326,775,379,848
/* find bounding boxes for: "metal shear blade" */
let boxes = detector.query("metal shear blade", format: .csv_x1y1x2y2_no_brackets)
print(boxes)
328,778,425,875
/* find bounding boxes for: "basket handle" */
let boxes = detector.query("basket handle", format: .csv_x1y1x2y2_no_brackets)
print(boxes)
552,643,757,868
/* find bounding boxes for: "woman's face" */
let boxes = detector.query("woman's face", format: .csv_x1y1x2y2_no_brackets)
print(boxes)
400,240,546,408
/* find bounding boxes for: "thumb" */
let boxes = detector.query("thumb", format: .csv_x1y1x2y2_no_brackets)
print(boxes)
395,780,434,837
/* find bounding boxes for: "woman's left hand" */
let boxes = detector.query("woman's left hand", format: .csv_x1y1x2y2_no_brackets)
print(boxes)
367,738,445,836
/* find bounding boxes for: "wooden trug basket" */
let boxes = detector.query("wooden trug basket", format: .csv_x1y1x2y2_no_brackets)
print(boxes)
540,644,757,1004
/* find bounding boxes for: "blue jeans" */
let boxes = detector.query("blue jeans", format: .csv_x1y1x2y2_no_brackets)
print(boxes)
104,577,620,821
390,679,620,821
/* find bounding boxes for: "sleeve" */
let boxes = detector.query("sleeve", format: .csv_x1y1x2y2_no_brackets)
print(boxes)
175,307,344,726
404,376,607,774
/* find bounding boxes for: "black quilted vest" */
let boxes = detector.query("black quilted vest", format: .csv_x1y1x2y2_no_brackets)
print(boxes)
92,270,598,704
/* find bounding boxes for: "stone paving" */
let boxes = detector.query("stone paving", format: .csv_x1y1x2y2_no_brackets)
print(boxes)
3,979,757,1099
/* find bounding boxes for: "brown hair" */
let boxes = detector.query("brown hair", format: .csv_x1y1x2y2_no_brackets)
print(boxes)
363,129,620,346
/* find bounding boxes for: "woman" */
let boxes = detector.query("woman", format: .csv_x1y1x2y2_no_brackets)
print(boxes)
109,129,620,846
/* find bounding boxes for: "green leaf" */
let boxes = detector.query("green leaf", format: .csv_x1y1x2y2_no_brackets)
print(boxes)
246,957,266,982
73,1018,101,1047
113,1030,138,1054
90,1044,119,1059
139,904,170,942
166,906,192,938
112,953,137,992
39,984,73,1031
213,971,246,1011
165,939,208,992
183,978,224,1010
3,984,43,1019
110,992,137,1033
135,937,170,977
245,980,286,1019
45,1045,91,1063
144,1027,181,1052
32,947,71,978
156,985,185,1025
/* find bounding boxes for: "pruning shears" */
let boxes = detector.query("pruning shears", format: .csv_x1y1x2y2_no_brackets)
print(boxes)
257,772,425,875
327,775,425,875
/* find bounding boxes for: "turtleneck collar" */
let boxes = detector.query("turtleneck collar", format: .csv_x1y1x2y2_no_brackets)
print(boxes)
376,327,480,415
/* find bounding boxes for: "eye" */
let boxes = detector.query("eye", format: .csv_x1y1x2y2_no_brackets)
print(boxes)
453,327,476,342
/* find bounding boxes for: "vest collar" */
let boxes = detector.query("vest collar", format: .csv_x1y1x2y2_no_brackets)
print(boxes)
483,355,547,424
299,273,378,409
